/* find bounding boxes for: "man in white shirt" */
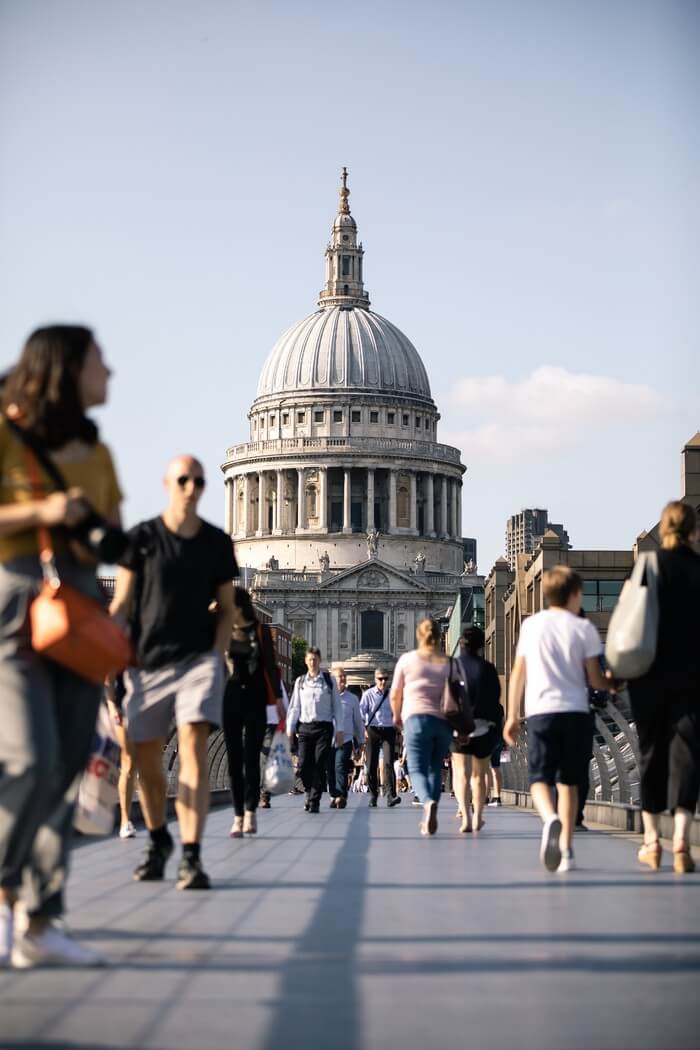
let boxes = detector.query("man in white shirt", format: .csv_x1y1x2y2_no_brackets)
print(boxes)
328,668,365,809
287,647,344,813
504,565,616,874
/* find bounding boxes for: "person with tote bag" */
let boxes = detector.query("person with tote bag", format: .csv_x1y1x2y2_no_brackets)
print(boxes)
626,502,700,874
0,325,124,968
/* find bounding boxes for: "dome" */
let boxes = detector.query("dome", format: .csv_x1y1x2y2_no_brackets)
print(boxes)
255,306,432,402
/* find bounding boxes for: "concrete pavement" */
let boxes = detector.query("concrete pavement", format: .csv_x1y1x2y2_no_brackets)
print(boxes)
0,795,698,1050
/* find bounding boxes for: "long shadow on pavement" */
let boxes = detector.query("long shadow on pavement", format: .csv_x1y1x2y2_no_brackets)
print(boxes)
258,802,370,1050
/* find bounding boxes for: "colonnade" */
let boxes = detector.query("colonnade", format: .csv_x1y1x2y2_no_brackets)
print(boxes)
225,465,463,541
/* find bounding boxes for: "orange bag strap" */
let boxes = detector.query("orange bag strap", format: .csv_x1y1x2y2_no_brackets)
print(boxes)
23,447,60,589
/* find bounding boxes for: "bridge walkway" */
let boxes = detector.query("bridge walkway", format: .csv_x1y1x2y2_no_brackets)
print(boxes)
0,796,698,1050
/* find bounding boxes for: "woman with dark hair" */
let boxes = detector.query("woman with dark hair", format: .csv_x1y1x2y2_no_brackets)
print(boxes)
628,501,700,874
451,626,502,834
0,325,123,968
223,587,284,837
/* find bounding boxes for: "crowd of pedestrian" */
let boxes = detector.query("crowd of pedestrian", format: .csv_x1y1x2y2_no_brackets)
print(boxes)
0,324,697,972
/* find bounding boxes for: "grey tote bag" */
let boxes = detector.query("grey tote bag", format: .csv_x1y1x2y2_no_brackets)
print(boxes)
604,552,659,679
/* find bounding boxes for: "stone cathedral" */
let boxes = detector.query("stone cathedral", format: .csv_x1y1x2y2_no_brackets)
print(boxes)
222,171,474,683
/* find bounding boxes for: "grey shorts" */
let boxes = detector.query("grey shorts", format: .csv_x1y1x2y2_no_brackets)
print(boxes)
124,652,225,743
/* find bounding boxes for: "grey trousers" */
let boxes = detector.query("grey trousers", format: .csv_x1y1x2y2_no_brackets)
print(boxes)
0,560,102,918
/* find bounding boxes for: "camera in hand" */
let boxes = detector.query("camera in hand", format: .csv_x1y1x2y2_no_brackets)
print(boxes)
71,505,129,564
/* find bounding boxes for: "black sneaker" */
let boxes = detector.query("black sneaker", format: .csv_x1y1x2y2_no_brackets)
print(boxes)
304,800,311,812
368,797,378,808
175,856,211,890
308,801,320,814
387,796,402,808
133,834,174,881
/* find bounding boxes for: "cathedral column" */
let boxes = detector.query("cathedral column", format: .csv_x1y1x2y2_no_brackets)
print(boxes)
257,471,266,535
425,473,435,537
409,472,417,533
388,470,397,533
450,479,458,539
440,475,448,538
319,467,328,530
242,474,250,537
366,468,375,531
274,469,284,533
457,481,463,539
231,478,238,536
343,468,352,533
224,478,232,535
296,468,306,530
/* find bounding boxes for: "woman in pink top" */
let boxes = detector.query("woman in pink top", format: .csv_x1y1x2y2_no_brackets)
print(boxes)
391,619,452,836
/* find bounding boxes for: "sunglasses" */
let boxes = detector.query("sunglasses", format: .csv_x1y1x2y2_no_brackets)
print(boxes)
377,676,387,681
176,475,206,489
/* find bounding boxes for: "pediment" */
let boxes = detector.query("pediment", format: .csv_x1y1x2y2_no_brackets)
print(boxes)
320,558,430,592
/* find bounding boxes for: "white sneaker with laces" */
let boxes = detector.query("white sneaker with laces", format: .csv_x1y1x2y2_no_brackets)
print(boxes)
539,815,562,872
119,821,136,839
558,849,576,873
0,904,12,967
11,923,105,969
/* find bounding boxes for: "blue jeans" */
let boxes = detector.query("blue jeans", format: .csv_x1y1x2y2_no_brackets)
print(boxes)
404,715,453,803
327,740,354,799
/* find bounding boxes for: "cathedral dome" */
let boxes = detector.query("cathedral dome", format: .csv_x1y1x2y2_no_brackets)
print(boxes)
255,306,432,401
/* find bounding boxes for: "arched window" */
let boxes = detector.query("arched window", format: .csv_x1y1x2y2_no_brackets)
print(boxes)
397,623,406,649
340,622,349,648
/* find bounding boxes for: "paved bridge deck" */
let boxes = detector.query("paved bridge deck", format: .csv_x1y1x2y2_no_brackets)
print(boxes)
1,797,698,1050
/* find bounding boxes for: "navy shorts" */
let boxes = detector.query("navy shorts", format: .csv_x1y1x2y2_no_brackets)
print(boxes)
490,739,504,768
527,712,591,787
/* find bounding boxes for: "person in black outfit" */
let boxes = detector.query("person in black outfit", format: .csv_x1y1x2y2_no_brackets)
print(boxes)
223,588,284,838
451,626,502,833
628,501,700,874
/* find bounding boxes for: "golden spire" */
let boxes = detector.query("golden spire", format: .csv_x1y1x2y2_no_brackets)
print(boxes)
339,166,350,214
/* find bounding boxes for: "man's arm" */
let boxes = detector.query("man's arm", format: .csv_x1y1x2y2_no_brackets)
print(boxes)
213,582,234,658
504,654,526,746
331,683,344,746
353,698,366,743
287,678,301,737
109,566,136,629
585,656,618,693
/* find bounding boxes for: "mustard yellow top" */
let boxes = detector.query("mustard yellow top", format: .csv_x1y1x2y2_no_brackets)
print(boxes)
0,418,123,563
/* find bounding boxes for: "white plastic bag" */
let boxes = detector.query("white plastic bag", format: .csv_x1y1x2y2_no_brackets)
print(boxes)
605,552,658,679
74,702,121,835
263,729,295,796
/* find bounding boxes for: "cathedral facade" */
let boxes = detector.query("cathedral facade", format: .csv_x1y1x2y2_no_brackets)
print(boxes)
222,171,474,684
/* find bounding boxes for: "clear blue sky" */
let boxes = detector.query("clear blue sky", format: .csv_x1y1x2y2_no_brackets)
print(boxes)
1,0,698,573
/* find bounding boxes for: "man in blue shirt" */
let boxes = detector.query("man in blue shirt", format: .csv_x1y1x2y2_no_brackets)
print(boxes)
360,668,402,809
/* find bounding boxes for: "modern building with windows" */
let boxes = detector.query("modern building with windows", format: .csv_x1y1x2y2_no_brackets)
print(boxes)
505,507,570,567
221,171,475,685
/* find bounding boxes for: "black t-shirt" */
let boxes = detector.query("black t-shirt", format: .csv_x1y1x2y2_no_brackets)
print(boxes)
120,516,238,670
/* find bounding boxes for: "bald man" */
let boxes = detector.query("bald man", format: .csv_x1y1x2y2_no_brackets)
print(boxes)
111,456,237,890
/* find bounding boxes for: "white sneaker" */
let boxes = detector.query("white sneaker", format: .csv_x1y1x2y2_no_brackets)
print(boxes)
0,904,12,967
11,923,106,969
558,849,576,873
119,821,136,839
540,815,562,872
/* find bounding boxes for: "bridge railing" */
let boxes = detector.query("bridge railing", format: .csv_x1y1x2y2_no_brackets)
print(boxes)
502,692,642,806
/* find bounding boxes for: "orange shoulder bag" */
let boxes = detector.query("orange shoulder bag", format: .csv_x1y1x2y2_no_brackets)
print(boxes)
22,441,133,684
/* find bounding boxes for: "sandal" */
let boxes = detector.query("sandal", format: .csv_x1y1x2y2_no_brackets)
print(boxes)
637,840,662,871
230,815,244,839
673,842,695,874
243,811,257,835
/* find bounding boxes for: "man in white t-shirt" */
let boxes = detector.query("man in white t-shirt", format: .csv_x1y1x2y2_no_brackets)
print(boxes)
504,565,616,874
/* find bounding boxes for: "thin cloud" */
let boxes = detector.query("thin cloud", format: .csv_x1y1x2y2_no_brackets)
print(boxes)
441,366,669,464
